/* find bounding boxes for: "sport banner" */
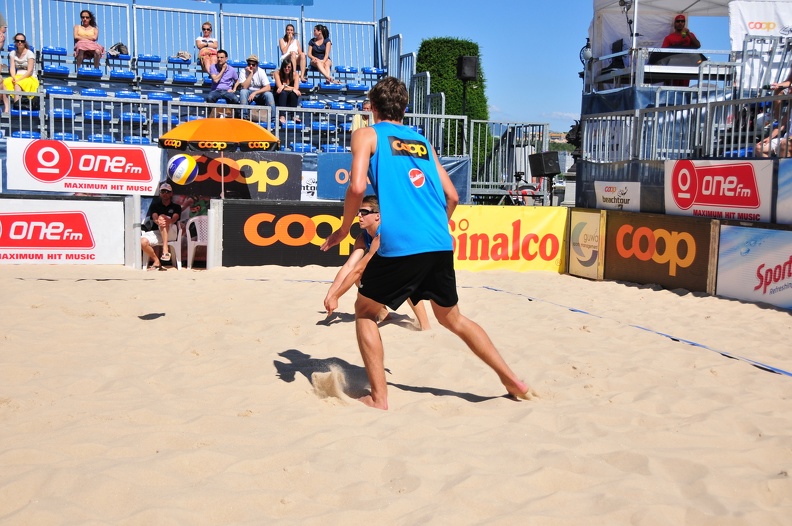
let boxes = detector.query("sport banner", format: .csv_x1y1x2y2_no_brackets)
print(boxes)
717,225,792,310
568,208,602,280
164,150,302,200
7,138,160,195
450,205,568,273
777,159,792,226
0,198,125,264
664,159,773,223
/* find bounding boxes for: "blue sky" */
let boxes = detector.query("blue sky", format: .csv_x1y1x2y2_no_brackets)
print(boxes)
254,0,732,132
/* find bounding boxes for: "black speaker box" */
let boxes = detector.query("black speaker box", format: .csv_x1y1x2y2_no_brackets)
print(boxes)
456,56,478,81
528,151,561,177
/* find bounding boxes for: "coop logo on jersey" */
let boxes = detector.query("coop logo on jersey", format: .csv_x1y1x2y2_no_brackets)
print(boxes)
670,159,760,210
0,211,95,249
22,140,153,183
389,137,429,160
409,168,425,188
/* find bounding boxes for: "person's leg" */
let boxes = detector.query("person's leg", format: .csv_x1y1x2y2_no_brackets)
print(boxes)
354,293,389,409
239,88,250,106
92,50,100,68
264,91,276,122
407,299,431,330
1,78,10,112
141,236,161,268
159,223,170,260
431,302,536,400
298,52,307,82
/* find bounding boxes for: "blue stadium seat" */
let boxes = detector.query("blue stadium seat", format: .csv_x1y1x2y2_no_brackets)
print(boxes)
311,122,337,132
50,108,75,119
53,132,81,141
46,86,73,95
109,69,136,82
11,131,42,139
77,67,103,78
81,88,108,97
84,110,112,122
152,114,180,125
173,73,198,84
42,46,67,56
320,144,346,153
261,61,278,70
281,121,304,131
10,109,40,118
317,81,343,93
41,46,70,78
300,100,325,109
121,112,148,124
346,83,368,93
43,65,70,76
290,142,316,153
87,134,115,143
178,93,204,103
362,66,386,76
123,136,151,144
115,91,141,99
137,54,167,83
147,92,174,101
329,101,354,110
299,80,314,91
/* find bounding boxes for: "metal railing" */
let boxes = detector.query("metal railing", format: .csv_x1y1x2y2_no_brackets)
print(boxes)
582,91,792,161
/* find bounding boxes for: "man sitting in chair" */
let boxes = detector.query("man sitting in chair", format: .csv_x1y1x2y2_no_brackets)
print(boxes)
141,183,181,271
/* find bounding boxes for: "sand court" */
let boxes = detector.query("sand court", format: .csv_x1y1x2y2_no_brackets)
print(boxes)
1,264,791,524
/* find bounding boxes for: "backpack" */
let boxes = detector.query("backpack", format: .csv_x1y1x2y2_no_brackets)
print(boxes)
108,42,129,57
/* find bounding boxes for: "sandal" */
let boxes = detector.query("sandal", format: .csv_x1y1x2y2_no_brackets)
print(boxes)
150,264,167,271
160,252,171,262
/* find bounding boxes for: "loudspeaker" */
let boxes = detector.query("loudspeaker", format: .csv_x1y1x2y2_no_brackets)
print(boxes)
456,56,478,81
528,151,561,177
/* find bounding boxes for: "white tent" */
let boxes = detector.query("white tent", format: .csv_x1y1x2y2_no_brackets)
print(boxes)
590,0,792,58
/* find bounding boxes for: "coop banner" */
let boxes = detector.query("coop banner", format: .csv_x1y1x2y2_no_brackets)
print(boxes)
6,138,160,195
0,198,125,264
163,150,302,200
717,225,792,310
450,205,568,272
316,153,471,204
664,159,773,223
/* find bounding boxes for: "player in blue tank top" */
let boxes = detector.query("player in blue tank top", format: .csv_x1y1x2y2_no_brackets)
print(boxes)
321,77,534,410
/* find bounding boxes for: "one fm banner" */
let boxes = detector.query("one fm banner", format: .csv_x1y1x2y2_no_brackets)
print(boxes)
664,159,773,223
716,225,792,311
6,138,161,195
0,198,125,264
777,159,792,226
450,206,568,272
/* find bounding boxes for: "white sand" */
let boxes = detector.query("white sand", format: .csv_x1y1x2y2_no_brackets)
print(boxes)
1,264,791,524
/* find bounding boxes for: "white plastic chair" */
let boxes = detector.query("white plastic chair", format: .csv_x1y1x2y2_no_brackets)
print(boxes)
185,215,209,269
142,222,183,270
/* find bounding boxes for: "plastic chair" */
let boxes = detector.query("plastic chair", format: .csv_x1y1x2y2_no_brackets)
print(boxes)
185,215,208,269
142,222,183,270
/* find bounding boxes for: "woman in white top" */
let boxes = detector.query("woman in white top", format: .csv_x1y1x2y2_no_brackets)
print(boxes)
3,33,39,113
196,21,218,73
279,24,307,83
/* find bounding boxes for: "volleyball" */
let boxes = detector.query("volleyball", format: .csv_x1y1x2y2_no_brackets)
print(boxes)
167,154,198,185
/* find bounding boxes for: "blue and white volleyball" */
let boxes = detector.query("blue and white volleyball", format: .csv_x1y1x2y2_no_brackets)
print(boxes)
167,154,198,185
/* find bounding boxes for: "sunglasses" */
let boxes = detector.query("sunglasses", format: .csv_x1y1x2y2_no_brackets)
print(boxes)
674,19,685,23
203,27,212,31
81,16,91,19
160,189,172,193
15,39,25,43
247,61,258,66
358,208,377,216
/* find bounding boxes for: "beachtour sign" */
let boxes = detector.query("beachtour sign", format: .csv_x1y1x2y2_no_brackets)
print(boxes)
664,159,774,223
6,138,161,196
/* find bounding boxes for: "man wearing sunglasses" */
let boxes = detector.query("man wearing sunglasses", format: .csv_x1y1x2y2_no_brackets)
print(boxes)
235,54,276,124
321,77,534,409
141,183,181,270
324,195,431,331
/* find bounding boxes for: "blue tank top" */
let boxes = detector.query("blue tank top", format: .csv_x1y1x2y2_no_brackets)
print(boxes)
362,225,380,251
368,122,452,256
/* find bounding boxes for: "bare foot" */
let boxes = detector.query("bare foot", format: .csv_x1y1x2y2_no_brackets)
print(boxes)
358,394,388,410
505,379,538,400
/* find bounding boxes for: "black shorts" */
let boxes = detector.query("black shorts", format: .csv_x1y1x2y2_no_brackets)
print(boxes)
359,251,458,310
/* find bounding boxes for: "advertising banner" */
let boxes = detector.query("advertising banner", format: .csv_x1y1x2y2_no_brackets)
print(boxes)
717,225,792,310
163,150,303,200
0,198,125,264
664,159,773,223
777,159,792,226
450,206,567,273
593,181,641,211
7,138,161,195
604,211,714,293
568,209,602,280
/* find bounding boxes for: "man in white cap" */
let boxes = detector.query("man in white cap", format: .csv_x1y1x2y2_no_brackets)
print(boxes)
235,54,276,123
141,182,181,270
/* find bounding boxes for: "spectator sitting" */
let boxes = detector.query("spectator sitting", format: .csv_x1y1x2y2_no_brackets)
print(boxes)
274,58,301,124
662,14,700,50
205,49,240,105
235,54,275,123
2,33,39,113
351,99,372,132
73,10,104,70
141,183,181,271
196,21,217,74
307,24,339,84
755,114,791,158
0,13,6,58
279,23,307,83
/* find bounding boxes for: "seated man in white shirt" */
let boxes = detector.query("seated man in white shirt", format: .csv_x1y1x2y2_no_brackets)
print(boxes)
235,54,276,123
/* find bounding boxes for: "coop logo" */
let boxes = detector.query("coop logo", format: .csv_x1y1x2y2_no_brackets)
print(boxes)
748,21,777,31
571,221,598,267
193,156,289,192
409,168,425,188
603,186,618,193
754,255,792,294
670,160,760,210
450,218,560,262
197,141,228,150
22,140,153,183
615,224,696,276
389,137,429,160
0,212,95,249
243,212,355,255
161,139,182,148
245,141,272,150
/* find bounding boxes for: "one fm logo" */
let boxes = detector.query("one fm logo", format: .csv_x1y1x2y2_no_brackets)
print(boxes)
671,160,760,210
0,212,95,249
22,140,153,183
570,221,598,267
